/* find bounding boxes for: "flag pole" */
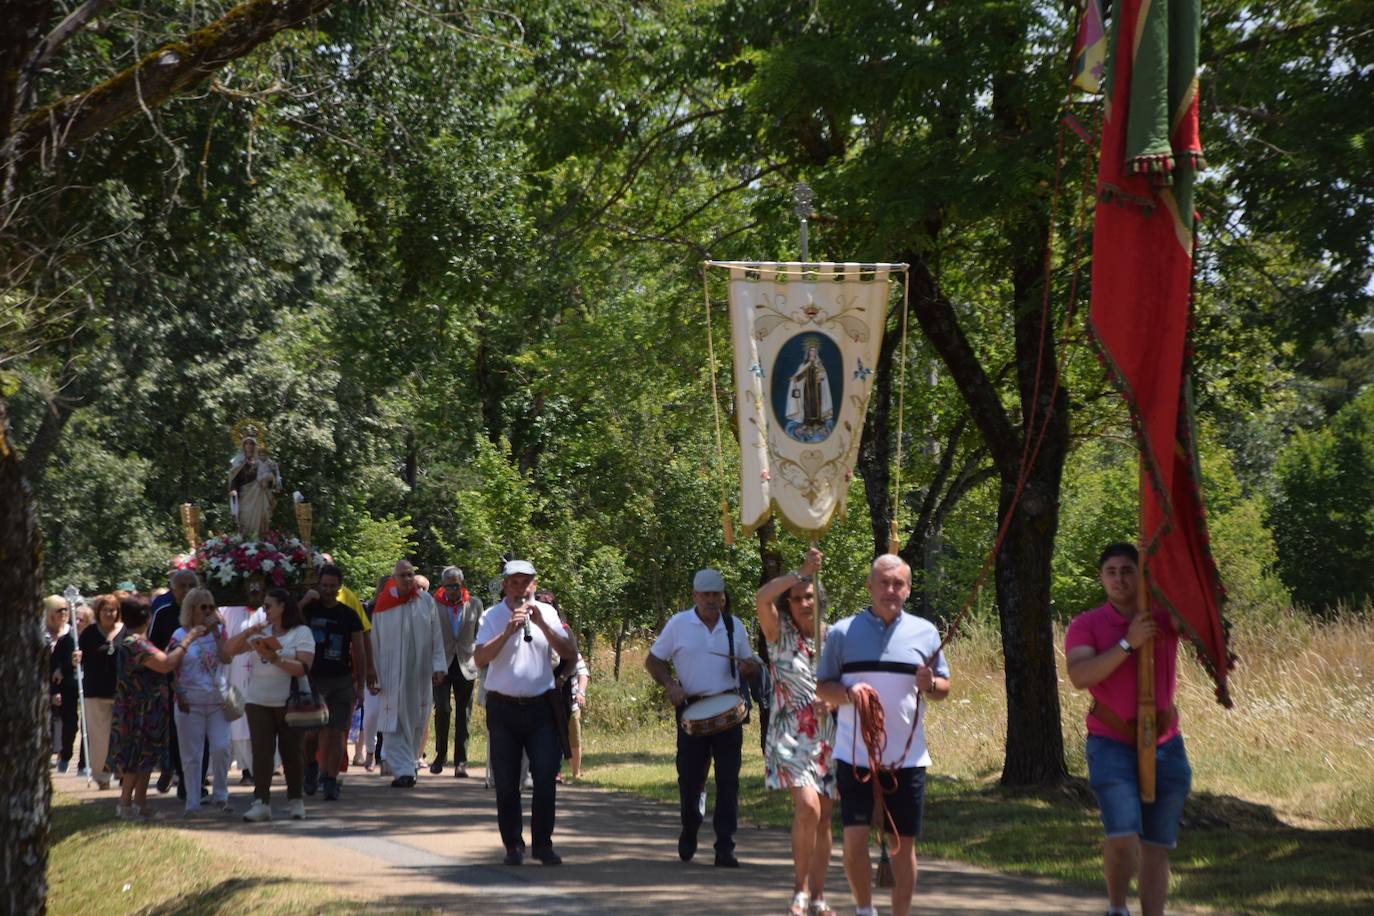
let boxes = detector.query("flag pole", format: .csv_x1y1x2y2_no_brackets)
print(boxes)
1137,464,1156,802
793,183,826,672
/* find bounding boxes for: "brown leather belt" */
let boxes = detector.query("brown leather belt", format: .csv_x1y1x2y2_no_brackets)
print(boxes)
1089,700,1179,744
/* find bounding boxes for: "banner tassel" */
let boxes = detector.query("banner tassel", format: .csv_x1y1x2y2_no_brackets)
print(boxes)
888,520,900,556
721,499,735,546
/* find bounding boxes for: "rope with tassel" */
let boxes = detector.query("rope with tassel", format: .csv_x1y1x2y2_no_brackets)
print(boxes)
703,265,735,545
848,680,925,887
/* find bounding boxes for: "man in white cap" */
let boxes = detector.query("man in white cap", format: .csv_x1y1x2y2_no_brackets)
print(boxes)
646,568,758,867
370,559,448,788
474,559,577,865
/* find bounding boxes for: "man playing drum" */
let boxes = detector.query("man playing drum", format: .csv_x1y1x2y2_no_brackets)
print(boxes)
646,569,759,868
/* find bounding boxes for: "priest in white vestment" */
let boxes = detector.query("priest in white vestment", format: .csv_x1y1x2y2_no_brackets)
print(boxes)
370,559,447,786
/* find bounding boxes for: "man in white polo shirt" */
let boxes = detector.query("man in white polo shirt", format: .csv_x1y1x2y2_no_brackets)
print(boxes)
645,568,759,868
816,554,951,916
474,560,577,866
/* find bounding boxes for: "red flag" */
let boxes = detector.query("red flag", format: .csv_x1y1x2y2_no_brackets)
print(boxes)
1088,0,1234,705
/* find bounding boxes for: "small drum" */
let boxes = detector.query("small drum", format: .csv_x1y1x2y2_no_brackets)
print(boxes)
681,692,747,737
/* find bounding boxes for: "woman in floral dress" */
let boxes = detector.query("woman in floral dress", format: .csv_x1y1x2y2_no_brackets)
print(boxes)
108,595,203,819
757,547,837,916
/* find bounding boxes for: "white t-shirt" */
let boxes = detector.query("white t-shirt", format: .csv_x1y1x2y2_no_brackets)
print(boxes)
171,626,226,707
476,600,560,697
241,624,315,708
649,608,750,698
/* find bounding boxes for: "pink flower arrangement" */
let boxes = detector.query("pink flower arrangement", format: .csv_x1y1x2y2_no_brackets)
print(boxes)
175,530,325,590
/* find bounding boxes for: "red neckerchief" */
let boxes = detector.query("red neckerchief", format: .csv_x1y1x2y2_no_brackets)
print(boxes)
371,578,414,615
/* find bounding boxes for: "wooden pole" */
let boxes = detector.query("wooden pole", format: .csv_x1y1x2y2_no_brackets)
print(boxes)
811,534,823,672
1136,551,1156,802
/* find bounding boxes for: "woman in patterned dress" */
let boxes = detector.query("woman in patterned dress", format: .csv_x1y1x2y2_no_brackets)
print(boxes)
108,595,204,820
757,547,837,916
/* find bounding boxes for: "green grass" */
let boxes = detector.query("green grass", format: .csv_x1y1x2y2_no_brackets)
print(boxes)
49,791,370,914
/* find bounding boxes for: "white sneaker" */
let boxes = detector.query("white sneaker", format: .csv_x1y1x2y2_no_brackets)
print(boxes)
242,800,272,823
286,798,305,820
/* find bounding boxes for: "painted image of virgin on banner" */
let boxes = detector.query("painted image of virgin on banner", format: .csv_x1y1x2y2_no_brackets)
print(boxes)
772,333,843,443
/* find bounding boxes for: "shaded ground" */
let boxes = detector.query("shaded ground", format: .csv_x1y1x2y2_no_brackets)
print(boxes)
57,765,1189,914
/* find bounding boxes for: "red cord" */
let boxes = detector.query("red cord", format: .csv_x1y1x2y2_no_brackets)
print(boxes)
849,682,924,840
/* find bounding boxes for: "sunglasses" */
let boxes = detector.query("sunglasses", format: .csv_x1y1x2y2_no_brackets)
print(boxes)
197,603,217,610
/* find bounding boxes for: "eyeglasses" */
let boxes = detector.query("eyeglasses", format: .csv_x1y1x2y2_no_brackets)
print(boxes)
197,603,217,610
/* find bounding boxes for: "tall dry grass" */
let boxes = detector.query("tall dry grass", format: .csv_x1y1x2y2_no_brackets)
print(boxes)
586,610,1374,828
923,610,1374,828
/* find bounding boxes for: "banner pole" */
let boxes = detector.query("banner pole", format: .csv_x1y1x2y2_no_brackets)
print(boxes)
1137,462,1156,802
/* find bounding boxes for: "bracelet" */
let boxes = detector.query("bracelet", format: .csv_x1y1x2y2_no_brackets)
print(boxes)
797,574,813,583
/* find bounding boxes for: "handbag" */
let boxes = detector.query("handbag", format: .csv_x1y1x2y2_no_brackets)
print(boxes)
284,676,329,729
221,683,245,722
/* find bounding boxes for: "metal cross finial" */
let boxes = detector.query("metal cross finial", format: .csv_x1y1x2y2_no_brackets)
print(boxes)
793,182,813,262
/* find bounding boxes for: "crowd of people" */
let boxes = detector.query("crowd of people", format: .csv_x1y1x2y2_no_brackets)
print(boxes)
45,559,589,822
46,540,1188,916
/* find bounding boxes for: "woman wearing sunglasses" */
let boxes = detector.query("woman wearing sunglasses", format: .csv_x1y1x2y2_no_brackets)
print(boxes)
172,587,234,816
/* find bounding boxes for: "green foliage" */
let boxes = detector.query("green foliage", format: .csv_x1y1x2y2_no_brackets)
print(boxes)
1055,427,1288,620
1271,388,1374,611
38,418,177,594
328,504,417,600
10,0,1369,666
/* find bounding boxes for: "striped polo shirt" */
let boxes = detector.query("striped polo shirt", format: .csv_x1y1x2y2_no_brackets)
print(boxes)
817,608,949,769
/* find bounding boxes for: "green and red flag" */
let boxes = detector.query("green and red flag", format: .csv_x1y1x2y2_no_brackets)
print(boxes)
1087,0,1234,705
1071,0,1107,94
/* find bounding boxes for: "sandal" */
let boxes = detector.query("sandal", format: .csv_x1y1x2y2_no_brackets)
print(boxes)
809,899,836,916
788,890,809,916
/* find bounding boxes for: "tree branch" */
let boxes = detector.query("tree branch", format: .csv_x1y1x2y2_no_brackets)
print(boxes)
905,254,1021,477
25,0,116,77
9,0,337,172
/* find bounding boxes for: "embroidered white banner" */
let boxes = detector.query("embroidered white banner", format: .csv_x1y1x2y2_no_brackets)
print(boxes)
720,262,894,538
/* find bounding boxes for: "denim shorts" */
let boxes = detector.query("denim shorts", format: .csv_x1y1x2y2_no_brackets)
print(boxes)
1086,733,1191,848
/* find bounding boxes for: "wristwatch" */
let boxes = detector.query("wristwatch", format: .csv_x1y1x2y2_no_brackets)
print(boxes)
1117,637,1133,654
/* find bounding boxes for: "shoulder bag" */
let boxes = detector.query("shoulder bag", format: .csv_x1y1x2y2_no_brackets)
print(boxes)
285,676,329,729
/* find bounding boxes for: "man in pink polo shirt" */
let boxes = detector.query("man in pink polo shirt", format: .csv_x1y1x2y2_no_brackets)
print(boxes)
1065,542,1191,916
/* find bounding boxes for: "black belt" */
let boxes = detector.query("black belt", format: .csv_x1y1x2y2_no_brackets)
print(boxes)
488,690,547,705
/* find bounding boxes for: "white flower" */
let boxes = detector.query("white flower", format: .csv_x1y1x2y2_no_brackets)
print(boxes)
260,559,275,572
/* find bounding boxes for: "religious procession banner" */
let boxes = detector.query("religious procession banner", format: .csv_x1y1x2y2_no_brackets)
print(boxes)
711,262,899,538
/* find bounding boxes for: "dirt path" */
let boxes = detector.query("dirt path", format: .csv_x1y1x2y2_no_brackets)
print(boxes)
62,766,1132,914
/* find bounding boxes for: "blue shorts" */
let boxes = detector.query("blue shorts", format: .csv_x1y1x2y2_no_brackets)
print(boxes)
1086,733,1191,848
836,762,926,838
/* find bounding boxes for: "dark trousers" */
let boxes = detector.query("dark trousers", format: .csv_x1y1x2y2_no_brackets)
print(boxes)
245,703,303,802
676,721,743,854
487,693,561,852
51,692,78,762
432,658,475,765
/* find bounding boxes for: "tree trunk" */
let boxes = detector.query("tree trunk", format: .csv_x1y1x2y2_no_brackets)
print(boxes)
0,400,51,915
995,472,1069,785
906,247,1070,786
613,608,630,681
755,517,785,585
